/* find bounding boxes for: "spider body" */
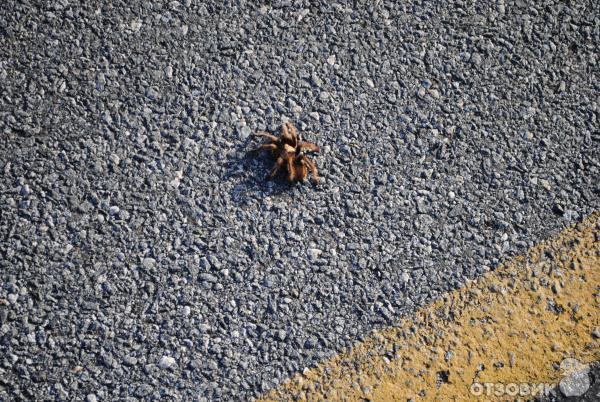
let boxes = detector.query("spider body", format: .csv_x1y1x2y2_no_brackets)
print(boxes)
253,122,320,185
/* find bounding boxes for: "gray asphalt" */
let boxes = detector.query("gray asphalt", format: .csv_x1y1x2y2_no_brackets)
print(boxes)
1,0,598,400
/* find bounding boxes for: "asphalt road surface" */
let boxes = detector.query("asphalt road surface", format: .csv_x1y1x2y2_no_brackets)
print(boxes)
1,1,598,400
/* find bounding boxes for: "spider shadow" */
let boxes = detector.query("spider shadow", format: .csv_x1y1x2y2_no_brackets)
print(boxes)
225,141,300,204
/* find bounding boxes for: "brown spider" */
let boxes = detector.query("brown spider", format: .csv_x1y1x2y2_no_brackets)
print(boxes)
253,122,320,185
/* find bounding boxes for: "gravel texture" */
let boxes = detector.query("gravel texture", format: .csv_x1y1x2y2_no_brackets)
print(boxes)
0,0,598,400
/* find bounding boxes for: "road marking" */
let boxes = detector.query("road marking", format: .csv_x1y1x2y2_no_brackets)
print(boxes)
261,212,599,401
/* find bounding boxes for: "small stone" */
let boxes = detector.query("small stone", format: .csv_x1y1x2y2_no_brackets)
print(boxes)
54,383,68,399
276,330,287,341
199,273,218,283
559,372,590,397
307,248,322,261
297,8,310,21
416,201,430,214
448,206,463,218
539,179,551,191
508,352,516,368
239,125,251,139
103,112,112,124
150,87,162,101
181,25,188,35
592,327,600,339
130,19,142,32
86,394,97,402
402,272,410,283
304,337,318,349
327,55,336,65
136,384,154,397
165,65,173,78
7,294,17,304
169,170,184,188
109,153,120,166
311,73,322,87
108,206,120,216
200,256,210,269
309,112,320,120
123,355,138,366
158,356,176,369
102,352,117,368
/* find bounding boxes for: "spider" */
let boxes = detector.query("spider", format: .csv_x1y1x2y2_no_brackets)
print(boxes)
252,122,320,185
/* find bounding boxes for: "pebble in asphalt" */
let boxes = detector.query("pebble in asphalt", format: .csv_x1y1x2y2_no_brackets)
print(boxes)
0,0,598,400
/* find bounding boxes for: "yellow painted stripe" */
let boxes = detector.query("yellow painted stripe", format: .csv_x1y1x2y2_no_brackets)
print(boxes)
261,212,600,401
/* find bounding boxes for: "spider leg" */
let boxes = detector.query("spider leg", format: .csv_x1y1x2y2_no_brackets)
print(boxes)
286,155,296,182
281,122,298,147
268,157,285,180
305,157,320,185
295,158,308,182
288,123,299,146
254,131,280,142
253,143,278,153
299,141,320,153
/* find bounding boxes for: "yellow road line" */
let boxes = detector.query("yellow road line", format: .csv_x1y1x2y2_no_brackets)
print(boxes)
261,212,600,401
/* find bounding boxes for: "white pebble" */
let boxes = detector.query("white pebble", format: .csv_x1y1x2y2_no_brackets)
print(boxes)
307,248,322,260
158,356,176,369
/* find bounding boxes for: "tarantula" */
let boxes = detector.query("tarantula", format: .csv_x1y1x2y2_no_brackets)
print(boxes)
252,122,320,185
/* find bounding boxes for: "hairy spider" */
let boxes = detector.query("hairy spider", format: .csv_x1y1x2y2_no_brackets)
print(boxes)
253,122,320,185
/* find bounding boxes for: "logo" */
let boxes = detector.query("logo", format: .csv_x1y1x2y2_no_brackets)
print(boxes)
469,358,591,398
